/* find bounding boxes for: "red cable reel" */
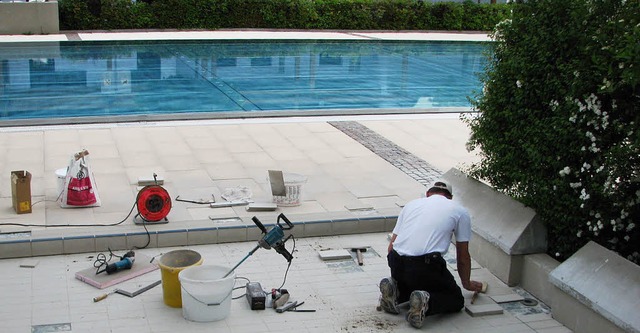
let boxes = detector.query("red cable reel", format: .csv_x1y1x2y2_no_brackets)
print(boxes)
136,185,171,222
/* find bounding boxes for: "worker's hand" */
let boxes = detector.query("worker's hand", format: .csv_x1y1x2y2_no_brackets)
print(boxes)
462,280,484,292
387,242,393,254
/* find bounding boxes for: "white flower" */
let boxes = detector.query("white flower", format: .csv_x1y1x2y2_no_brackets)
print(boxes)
627,223,636,231
555,252,560,257
570,182,582,188
624,235,630,242
516,80,522,88
580,189,590,200
559,166,571,176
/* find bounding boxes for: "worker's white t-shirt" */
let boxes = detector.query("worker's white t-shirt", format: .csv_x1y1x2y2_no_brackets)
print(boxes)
392,195,471,256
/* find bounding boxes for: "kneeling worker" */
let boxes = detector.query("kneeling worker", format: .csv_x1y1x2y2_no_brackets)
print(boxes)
379,180,484,328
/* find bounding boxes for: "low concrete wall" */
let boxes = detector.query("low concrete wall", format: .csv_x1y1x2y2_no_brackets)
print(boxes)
443,169,638,332
0,1,59,35
549,241,639,333
443,168,547,286
520,253,559,306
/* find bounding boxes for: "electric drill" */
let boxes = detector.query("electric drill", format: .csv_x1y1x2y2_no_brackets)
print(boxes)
105,251,135,274
254,214,294,262
223,213,295,278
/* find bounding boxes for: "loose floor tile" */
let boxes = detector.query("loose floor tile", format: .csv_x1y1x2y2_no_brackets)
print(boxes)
465,303,504,317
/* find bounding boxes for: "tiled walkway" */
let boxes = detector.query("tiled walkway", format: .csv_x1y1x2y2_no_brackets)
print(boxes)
2,232,571,333
0,31,572,332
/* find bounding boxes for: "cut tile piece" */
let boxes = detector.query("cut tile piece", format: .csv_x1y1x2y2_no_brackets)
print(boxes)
246,202,277,211
490,293,525,304
344,204,374,211
19,259,39,268
318,249,353,261
138,175,164,186
268,170,286,196
32,323,72,333
465,303,504,317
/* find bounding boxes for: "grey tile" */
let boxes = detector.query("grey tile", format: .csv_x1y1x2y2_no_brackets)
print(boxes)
303,220,332,237
465,303,504,317
157,229,188,247
0,240,32,258
94,234,127,252
31,238,63,256
218,225,247,243
331,219,359,235
63,236,96,254
186,227,217,246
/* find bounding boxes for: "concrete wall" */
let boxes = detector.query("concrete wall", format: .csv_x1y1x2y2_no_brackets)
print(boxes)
443,168,546,286
0,1,59,35
549,242,639,333
444,169,638,333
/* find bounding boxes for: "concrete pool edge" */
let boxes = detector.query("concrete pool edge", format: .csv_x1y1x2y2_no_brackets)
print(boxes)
0,107,474,129
0,29,491,43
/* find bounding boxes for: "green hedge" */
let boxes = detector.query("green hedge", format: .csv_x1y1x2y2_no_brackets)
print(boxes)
465,0,640,264
58,0,510,31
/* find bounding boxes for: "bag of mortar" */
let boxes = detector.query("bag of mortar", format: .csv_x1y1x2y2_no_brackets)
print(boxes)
60,149,101,208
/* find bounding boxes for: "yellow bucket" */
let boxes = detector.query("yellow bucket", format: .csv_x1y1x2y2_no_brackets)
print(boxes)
158,250,203,308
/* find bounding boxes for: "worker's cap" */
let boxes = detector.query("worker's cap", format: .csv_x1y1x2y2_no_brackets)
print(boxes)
428,180,453,196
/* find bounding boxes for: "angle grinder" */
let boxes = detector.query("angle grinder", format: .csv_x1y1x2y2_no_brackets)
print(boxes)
96,250,135,275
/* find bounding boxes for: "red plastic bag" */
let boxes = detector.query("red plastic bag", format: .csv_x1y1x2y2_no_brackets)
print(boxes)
66,175,97,206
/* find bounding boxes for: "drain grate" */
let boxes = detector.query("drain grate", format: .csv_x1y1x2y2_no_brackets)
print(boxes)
329,121,442,186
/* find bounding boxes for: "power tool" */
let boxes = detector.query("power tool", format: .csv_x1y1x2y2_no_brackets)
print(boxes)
97,250,135,275
223,213,294,278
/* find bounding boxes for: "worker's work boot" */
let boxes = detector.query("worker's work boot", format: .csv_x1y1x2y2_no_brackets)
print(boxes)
407,290,430,328
379,277,399,314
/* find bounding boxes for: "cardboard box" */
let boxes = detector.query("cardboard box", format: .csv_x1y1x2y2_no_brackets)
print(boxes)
11,170,32,214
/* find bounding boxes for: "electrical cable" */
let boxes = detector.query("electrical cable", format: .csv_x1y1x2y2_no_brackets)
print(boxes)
276,235,296,291
0,188,153,249
232,276,251,300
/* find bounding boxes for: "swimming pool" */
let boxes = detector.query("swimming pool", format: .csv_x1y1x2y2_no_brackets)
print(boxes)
0,40,487,125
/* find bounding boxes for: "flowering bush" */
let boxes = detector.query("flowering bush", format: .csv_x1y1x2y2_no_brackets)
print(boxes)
465,0,639,264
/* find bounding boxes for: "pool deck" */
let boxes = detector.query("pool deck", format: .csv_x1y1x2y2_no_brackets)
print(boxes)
0,31,572,332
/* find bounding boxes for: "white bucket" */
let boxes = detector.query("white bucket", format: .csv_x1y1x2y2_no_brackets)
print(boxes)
178,265,235,322
271,173,307,206
55,168,67,195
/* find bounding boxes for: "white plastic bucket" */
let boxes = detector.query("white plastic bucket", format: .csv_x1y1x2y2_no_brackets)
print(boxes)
271,173,307,206
55,168,67,195
178,265,235,322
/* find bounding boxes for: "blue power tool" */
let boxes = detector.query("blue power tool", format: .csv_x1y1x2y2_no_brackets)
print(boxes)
223,213,294,278
97,250,135,275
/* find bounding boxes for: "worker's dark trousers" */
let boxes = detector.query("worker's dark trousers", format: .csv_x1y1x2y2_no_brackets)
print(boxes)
387,250,464,315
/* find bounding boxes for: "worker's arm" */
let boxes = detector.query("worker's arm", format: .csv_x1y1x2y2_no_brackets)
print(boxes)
456,241,483,292
388,233,397,253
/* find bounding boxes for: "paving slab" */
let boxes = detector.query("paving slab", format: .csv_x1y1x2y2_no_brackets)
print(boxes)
465,303,505,317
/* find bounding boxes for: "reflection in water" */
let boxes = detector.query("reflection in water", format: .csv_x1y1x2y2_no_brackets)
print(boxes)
0,41,488,121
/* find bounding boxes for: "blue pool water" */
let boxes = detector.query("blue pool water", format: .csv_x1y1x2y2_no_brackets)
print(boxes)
0,40,488,123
